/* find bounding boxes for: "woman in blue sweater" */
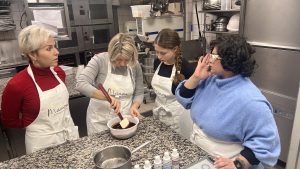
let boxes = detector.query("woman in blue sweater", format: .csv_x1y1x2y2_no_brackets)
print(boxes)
175,35,280,169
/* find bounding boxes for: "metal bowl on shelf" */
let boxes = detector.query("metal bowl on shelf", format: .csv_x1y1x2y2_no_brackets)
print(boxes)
213,16,228,31
215,16,228,23
213,22,228,31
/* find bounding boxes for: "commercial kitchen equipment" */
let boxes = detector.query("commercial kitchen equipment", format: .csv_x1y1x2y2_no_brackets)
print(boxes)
129,2,177,44
286,82,300,169
244,0,300,163
66,0,113,26
134,15,184,42
23,0,115,66
57,0,114,65
24,0,72,40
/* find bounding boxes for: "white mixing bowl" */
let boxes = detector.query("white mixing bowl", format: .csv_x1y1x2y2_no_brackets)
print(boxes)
107,115,139,139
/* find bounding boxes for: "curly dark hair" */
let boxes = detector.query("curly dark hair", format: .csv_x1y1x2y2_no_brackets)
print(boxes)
210,35,257,77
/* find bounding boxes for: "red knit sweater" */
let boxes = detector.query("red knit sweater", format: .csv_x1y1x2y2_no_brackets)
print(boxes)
1,64,66,128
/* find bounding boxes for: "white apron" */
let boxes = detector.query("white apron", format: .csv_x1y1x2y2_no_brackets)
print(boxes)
151,63,191,133
190,123,243,159
86,61,134,135
25,65,79,154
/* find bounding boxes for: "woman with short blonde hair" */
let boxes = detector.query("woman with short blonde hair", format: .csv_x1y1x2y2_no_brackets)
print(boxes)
1,25,79,154
76,33,144,135
18,25,52,57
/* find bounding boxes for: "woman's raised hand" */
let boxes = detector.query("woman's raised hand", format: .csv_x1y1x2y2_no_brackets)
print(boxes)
193,54,211,81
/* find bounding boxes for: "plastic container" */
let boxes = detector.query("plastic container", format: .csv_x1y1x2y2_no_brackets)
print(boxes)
154,155,162,169
171,149,180,169
130,5,151,17
163,151,172,169
143,160,152,169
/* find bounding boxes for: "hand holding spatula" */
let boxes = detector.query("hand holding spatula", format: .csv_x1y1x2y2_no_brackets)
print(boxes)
98,84,130,129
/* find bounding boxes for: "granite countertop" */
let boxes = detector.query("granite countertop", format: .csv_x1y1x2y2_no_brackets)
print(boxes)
0,67,81,108
0,117,208,168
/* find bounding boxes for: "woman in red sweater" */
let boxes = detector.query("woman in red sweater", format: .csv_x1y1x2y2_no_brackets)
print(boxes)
1,25,79,154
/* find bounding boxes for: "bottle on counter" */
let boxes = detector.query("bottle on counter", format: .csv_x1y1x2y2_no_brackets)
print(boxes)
162,151,172,169
171,148,180,169
134,164,141,169
143,160,152,169
154,155,162,169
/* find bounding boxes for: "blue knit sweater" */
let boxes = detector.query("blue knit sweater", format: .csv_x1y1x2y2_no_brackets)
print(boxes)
175,75,280,167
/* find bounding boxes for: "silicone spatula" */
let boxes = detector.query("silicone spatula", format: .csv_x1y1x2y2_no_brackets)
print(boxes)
98,84,129,129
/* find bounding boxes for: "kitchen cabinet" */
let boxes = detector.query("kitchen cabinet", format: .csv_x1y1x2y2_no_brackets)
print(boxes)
0,127,10,162
2,128,26,159
69,96,90,137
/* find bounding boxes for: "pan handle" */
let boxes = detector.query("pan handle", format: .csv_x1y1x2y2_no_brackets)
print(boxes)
132,141,151,154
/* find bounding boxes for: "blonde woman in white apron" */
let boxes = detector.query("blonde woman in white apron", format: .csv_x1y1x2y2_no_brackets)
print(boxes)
152,29,195,136
175,36,280,169
76,33,144,135
86,61,134,134
26,65,79,153
1,25,79,154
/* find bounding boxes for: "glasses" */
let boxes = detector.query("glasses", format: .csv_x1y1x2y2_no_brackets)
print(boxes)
209,53,222,62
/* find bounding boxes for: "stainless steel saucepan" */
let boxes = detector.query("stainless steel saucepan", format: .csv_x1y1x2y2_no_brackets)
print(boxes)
93,141,151,169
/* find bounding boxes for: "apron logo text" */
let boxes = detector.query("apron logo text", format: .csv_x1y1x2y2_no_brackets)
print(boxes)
48,104,69,117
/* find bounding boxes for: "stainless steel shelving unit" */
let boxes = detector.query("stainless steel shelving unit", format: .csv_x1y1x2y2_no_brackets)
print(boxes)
198,0,247,39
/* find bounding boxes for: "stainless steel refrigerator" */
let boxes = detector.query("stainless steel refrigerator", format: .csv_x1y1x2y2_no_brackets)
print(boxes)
243,0,300,163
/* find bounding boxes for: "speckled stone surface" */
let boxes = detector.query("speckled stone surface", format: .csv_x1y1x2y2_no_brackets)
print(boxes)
0,67,81,108
0,117,208,168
